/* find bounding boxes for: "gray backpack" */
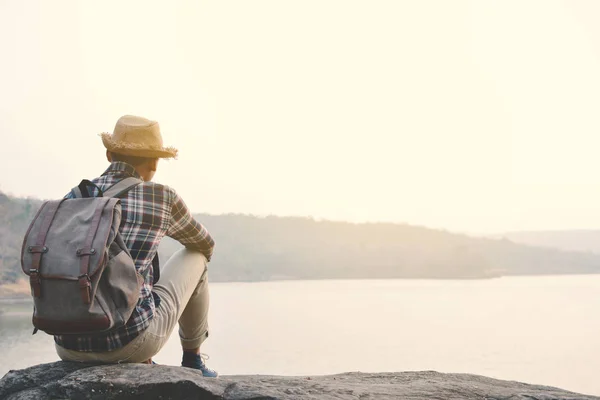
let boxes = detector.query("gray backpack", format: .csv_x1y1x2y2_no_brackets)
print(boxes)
21,177,143,335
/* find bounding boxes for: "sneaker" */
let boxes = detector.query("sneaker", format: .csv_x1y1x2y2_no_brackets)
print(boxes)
181,352,219,377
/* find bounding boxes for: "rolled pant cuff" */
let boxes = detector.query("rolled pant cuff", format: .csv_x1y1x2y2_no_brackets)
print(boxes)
180,330,209,350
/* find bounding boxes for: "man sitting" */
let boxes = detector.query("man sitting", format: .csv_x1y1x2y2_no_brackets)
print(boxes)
54,115,218,377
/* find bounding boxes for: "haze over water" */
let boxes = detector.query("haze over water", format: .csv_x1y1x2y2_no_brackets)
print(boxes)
2,276,599,396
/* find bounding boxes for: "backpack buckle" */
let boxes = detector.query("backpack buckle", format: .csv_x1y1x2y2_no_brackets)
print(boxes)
29,269,41,298
78,274,92,304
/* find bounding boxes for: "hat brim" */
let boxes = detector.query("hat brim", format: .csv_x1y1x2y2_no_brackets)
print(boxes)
100,133,178,159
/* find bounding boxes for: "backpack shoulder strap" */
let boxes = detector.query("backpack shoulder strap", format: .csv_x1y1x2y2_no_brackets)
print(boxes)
103,177,143,198
71,180,104,198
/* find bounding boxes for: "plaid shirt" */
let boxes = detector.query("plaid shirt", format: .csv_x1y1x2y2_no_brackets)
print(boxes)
54,162,214,352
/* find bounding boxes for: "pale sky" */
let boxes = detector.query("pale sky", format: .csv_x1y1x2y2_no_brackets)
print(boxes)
1,0,600,234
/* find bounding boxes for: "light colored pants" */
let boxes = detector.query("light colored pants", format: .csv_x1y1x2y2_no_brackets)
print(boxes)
56,249,210,363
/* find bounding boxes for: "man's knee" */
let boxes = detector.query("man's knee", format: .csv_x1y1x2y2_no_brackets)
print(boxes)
168,248,208,269
175,248,207,261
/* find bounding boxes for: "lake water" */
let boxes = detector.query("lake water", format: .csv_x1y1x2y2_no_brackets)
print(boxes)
1,276,599,396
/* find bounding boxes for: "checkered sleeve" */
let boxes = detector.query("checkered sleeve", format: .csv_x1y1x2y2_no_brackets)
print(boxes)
166,188,215,261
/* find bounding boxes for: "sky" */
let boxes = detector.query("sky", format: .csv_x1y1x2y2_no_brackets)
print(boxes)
1,0,600,234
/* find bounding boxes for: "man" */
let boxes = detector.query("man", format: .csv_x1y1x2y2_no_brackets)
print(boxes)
54,115,218,377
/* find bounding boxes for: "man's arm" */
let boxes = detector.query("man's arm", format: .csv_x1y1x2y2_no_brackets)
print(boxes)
166,188,215,261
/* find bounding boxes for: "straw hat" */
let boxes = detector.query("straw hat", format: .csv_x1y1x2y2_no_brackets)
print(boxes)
100,115,178,159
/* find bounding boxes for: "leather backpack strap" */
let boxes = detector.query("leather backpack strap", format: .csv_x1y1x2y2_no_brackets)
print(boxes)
103,177,143,198
76,197,118,304
28,199,66,297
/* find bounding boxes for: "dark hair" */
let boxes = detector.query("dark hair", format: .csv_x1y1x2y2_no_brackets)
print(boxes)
109,152,157,167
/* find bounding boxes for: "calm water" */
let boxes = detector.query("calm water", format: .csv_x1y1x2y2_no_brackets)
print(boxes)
1,276,599,396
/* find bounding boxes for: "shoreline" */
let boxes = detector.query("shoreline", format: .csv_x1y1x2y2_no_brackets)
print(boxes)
2,272,600,300
0,296,31,304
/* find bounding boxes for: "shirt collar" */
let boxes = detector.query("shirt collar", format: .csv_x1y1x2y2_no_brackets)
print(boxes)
101,162,143,179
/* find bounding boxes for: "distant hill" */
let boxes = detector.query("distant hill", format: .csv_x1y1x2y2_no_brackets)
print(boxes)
500,231,600,254
2,190,600,290
0,192,44,284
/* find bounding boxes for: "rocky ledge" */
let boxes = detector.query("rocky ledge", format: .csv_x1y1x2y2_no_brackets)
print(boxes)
0,362,597,400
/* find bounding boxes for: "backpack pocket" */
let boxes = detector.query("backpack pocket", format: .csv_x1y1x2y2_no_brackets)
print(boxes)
99,241,144,327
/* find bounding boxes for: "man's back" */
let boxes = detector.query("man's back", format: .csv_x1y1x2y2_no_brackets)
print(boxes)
54,161,214,352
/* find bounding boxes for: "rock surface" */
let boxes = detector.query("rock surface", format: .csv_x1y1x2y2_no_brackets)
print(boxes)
0,362,597,400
